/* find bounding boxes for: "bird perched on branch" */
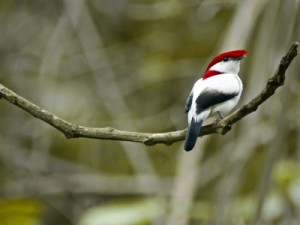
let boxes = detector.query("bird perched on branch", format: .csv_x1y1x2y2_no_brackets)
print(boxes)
184,50,247,151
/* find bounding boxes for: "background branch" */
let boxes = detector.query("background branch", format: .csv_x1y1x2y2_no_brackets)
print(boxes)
0,42,298,146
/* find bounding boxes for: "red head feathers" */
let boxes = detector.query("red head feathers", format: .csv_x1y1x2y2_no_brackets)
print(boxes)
206,50,247,72
202,50,247,80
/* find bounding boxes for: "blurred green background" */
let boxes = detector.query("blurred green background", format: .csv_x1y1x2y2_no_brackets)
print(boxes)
0,0,299,225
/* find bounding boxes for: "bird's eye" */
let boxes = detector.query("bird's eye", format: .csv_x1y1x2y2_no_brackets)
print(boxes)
222,57,229,62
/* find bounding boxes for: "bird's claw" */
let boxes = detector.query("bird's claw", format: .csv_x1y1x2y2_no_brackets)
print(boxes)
214,112,223,122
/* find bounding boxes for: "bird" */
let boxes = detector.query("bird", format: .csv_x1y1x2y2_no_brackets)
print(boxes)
184,50,247,151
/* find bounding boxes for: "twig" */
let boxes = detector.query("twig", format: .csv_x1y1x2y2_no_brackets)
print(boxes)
0,42,298,146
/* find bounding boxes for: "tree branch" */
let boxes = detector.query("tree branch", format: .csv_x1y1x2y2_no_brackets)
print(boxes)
0,42,298,146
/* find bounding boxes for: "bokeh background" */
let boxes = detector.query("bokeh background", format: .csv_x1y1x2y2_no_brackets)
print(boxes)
0,0,299,225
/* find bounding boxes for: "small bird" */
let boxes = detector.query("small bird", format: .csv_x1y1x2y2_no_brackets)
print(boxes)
184,50,247,151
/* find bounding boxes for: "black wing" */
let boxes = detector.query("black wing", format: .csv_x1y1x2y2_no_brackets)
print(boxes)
196,88,238,114
185,91,193,114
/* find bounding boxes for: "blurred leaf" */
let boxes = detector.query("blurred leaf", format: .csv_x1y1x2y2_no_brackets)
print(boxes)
289,179,300,207
0,198,43,225
272,160,300,190
262,192,284,221
78,198,166,225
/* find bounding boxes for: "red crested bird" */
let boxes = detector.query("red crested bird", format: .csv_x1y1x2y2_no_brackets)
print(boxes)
184,50,247,151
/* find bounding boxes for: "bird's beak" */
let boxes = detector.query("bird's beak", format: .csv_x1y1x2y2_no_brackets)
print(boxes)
237,55,246,60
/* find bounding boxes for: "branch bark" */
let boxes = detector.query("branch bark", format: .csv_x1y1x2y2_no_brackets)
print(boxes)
0,42,298,146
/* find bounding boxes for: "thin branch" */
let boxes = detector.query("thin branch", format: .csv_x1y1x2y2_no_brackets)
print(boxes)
0,42,298,146
215,42,298,134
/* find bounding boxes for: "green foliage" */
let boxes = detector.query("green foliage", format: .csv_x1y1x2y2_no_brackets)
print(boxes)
0,198,43,225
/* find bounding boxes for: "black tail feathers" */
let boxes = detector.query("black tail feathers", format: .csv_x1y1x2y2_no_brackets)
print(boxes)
184,118,203,151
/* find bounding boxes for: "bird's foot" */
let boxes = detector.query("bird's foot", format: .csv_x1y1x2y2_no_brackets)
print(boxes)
214,111,223,122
